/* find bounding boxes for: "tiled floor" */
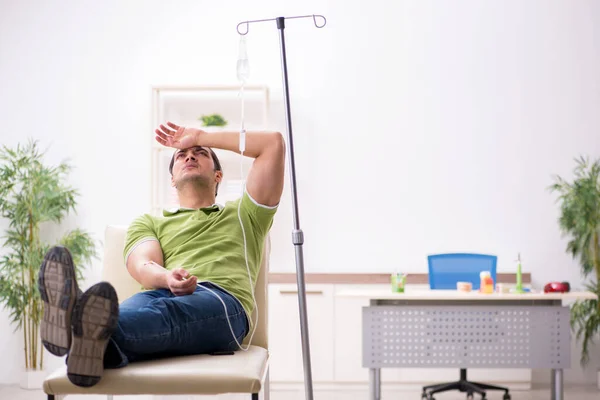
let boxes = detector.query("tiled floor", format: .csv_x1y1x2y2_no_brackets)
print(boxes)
2,385,599,400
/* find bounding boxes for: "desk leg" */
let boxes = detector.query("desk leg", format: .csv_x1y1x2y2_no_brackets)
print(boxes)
551,370,555,400
369,368,381,400
552,369,563,400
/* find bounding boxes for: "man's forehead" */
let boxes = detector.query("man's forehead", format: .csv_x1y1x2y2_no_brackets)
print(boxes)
176,146,207,154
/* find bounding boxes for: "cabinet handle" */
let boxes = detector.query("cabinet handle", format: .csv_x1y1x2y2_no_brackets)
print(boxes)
279,290,324,295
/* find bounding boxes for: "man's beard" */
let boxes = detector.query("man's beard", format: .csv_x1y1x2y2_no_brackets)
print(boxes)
176,174,210,191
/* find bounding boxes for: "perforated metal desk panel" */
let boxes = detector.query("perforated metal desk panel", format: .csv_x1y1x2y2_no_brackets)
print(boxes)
363,303,569,369
337,290,597,400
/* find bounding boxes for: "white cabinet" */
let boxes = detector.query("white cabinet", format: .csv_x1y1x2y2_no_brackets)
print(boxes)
268,284,335,382
333,284,401,383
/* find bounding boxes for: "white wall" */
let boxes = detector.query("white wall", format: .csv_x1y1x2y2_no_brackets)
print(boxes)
1,0,599,386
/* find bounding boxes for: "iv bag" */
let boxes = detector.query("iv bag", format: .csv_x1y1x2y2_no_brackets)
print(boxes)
237,35,250,83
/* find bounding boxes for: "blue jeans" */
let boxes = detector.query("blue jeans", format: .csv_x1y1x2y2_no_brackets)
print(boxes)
103,282,249,368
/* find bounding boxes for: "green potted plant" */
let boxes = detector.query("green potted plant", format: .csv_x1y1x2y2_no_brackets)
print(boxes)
198,113,228,129
0,140,97,389
550,156,600,387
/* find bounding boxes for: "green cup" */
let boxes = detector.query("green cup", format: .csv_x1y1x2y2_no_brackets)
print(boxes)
391,273,406,293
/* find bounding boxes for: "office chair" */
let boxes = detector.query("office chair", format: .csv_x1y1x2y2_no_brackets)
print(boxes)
422,253,510,400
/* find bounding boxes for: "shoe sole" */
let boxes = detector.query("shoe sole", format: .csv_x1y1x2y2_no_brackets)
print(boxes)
38,246,78,357
67,282,119,387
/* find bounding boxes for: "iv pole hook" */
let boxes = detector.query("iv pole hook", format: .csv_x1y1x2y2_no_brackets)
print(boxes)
236,14,326,35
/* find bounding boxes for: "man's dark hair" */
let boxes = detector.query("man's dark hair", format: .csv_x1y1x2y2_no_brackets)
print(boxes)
169,147,223,196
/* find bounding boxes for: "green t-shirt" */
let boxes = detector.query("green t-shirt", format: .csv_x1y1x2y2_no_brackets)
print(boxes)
123,190,277,321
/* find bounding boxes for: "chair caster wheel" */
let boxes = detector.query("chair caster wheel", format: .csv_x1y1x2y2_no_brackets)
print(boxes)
503,394,511,400
466,393,474,400
421,392,428,400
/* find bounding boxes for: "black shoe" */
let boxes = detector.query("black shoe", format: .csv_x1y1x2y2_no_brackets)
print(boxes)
38,246,80,357
67,281,119,387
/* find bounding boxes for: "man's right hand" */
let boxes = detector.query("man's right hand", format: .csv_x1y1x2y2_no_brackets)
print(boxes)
167,268,198,296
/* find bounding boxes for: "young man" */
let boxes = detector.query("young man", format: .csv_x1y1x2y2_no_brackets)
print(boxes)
38,122,285,387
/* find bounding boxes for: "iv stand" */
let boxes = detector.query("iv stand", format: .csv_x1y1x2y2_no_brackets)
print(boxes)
236,14,326,400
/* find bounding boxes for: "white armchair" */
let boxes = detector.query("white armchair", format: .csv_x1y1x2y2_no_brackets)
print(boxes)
43,225,271,400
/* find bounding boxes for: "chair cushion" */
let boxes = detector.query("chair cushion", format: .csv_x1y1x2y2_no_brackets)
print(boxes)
43,346,268,395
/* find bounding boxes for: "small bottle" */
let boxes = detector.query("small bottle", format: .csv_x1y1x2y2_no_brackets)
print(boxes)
480,271,494,294
515,253,524,293
391,272,406,293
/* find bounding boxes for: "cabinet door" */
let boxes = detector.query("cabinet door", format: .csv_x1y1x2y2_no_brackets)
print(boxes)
334,284,403,383
268,283,335,382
